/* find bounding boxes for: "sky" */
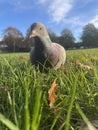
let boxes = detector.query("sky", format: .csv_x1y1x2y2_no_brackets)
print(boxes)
0,0,98,41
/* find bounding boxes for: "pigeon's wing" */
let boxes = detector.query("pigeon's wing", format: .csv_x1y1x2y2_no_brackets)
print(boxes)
52,43,66,69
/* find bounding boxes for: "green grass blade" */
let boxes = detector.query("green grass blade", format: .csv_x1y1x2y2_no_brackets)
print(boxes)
31,88,42,130
50,112,61,130
76,104,96,130
24,77,30,130
0,113,19,130
65,74,78,130
3,58,18,79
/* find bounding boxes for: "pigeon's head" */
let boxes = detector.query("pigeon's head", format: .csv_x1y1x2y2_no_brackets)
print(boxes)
29,22,48,38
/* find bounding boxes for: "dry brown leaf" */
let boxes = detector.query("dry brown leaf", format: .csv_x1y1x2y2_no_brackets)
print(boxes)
48,79,57,108
75,60,81,65
19,56,28,60
60,66,65,72
76,62,92,70
91,56,98,62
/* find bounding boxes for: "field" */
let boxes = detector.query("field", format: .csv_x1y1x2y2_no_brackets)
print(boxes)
0,49,98,130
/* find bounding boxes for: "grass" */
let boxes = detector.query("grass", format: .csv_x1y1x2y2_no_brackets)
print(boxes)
0,48,98,130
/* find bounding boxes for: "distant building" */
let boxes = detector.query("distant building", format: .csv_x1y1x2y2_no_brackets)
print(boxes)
0,39,8,51
0,44,8,48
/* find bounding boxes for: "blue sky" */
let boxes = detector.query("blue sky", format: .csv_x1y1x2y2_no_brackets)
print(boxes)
0,0,98,41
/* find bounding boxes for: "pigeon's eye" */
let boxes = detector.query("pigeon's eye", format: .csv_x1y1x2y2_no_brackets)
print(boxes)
39,27,42,30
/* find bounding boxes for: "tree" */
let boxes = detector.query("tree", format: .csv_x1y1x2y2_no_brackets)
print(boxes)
2,27,24,52
81,23,98,48
47,29,59,43
59,29,75,49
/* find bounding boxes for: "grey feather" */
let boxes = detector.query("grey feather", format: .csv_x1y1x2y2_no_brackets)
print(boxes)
29,22,66,71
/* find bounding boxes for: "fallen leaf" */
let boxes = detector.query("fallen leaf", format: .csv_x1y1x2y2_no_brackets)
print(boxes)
75,60,81,65
76,62,92,70
60,66,65,71
19,56,28,60
48,79,57,108
91,56,98,62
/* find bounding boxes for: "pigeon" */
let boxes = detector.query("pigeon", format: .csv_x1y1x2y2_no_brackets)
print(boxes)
29,22,66,71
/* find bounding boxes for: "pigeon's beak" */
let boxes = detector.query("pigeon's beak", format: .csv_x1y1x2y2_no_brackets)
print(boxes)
29,30,36,38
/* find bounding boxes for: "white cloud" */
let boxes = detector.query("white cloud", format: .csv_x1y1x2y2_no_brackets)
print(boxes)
36,0,94,25
90,15,98,27
37,0,74,24
48,0,73,24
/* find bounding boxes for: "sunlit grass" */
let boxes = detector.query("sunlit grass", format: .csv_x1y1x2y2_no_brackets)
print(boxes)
0,48,98,130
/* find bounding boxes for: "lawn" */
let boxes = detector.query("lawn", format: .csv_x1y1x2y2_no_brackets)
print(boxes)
0,49,98,130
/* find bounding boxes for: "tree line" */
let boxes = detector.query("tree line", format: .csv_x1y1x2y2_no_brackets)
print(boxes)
0,23,98,52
